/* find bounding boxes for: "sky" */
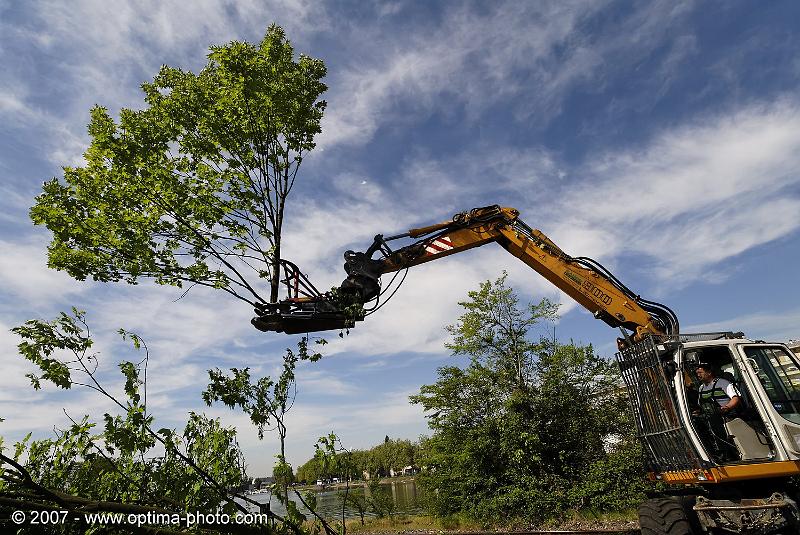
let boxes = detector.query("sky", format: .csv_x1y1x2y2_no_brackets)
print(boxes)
1,0,800,476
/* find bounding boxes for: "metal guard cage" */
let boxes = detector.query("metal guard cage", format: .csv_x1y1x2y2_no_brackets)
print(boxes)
616,336,708,473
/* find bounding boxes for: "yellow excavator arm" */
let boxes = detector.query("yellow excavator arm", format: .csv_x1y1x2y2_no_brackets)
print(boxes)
252,205,679,341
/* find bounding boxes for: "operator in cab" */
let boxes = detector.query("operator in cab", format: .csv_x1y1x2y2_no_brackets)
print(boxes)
695,362,741,416
691,361,742,462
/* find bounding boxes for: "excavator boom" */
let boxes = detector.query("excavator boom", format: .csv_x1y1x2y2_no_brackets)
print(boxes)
252,205,678,342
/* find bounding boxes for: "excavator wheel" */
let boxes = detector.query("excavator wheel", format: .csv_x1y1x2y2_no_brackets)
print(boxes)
638,497,694,535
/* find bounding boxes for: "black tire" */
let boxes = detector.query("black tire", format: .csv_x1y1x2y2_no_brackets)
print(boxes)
638,497,694,535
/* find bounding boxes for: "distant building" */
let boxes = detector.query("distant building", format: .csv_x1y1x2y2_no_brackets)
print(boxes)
388,466,418,477
788,340,800,358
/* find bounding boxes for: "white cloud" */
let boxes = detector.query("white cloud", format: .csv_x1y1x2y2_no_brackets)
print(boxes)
0,183,35,224
570,100,800,224
0,90,28,115
0,1,325,166
0,320,40,401
297,370,359,396
81,285,261,398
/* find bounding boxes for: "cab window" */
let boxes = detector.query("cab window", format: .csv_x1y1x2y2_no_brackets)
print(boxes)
744,346,800,425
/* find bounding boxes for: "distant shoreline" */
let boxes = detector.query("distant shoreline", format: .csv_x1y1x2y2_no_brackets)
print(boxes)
294,475,417,492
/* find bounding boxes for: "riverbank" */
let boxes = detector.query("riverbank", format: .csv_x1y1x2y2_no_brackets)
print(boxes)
294,475,417,492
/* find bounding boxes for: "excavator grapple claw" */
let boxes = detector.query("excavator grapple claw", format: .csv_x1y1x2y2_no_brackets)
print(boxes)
251,297,362,334
251,311,356,334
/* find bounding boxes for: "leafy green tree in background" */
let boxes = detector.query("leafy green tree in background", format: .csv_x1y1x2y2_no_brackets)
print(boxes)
296,456,325,485
411,274,650,525
445,272,559,388
31,24,327,306
295,437,420,483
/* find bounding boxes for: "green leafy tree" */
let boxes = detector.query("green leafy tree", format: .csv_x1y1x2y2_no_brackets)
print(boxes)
366,438,416,477
445,272,558,387
345,449,370,480
411,276,649,525
529,341,624,482
31,24,327,307
0,310,303,534
296,456,325,484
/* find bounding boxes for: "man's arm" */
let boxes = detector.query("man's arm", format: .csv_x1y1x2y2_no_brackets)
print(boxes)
721,381,742,413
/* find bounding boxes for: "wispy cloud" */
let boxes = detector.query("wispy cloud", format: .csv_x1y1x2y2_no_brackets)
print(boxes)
319,0,699,148
558,98,800,283
297,370,360,397
320,2,605,147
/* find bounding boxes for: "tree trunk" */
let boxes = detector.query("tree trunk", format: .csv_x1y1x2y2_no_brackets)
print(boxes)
270,205,284,303
270,240,280,303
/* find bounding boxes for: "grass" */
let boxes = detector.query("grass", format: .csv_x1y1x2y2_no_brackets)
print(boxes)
533,508,639,532
340,513,482,534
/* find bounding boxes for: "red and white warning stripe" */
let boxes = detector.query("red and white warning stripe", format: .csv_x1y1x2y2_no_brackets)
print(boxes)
425,236,454,255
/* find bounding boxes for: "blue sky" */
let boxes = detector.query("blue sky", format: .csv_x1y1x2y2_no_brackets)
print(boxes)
2,0,800,476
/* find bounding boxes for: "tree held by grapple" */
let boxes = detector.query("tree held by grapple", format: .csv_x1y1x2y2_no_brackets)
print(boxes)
31,24,327,307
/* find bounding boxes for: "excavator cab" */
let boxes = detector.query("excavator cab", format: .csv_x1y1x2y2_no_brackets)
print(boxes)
619,334,800,533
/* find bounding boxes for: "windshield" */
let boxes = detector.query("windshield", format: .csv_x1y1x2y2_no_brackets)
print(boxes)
744,346,800,425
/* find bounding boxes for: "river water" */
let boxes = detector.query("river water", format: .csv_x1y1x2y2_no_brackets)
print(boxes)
242,480,422,520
